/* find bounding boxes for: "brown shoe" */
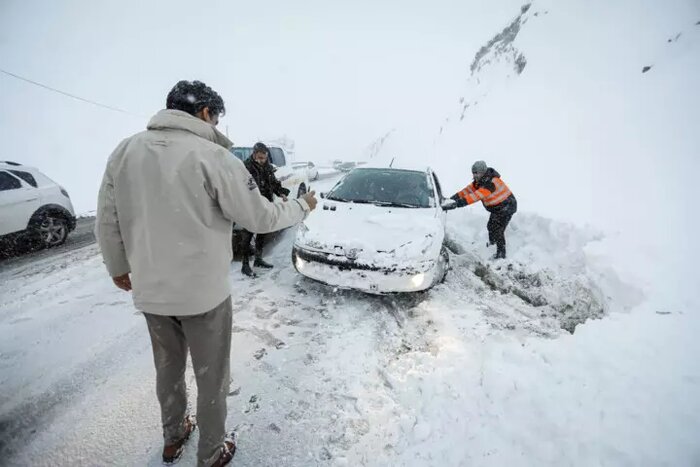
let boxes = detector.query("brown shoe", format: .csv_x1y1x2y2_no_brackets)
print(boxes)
209,432,237,467
162,415,197,464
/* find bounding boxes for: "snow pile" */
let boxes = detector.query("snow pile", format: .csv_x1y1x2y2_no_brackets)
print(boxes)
445,208,643,334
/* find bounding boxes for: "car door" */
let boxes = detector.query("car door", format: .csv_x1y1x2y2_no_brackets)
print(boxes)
269,148,308,197
0,170,40,235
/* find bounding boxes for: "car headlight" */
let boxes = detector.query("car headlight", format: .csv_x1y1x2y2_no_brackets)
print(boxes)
295,254,306,271
410,273,426,288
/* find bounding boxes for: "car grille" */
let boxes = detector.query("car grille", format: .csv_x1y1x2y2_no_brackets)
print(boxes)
293,246,426,274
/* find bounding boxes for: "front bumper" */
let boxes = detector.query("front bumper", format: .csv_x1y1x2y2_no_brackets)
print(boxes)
292,246,441,294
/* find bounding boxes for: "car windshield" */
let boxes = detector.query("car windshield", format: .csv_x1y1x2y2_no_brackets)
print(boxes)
231,148,252,161
326,168,433,208
230,147,286,167
268,147,286,166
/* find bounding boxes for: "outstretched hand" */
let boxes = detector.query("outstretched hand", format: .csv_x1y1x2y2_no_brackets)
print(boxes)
113,273,132,292
302,191,318,211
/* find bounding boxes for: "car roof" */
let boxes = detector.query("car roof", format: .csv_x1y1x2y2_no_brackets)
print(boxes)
348,165,432,175
0,160,24,168
231,145,283,150
0,161,35,171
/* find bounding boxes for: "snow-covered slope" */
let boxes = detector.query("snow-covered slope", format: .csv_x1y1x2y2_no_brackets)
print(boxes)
372,1,700,275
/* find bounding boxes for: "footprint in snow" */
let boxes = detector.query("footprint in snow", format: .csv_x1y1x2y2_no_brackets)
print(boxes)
245,394,261,413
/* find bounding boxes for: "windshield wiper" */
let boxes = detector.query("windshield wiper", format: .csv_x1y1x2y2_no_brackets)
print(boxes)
325,195,352,202
326,196,372,204
325,197,418,208
370,201,420,208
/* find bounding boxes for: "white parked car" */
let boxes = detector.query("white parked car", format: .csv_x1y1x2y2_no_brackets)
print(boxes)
230,146,310,198
292,166,456,294
292,161,319,181
0,161,76,249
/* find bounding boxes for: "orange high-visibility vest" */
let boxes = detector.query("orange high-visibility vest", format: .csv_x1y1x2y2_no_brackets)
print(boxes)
457,177,512,207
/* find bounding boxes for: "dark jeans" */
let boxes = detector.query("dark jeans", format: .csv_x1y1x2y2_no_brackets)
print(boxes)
240,230,266,261
487,197,517,258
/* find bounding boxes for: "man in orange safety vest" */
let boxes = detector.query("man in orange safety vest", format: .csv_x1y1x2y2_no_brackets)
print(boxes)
450,160,517,259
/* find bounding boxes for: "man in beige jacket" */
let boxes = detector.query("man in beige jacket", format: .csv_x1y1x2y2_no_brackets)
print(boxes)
96,80,317,467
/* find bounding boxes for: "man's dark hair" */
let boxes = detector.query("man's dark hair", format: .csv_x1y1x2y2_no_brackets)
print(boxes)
253,142,269,155
166,80,226,117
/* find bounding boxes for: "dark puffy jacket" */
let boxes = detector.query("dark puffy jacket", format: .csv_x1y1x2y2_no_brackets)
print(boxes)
244,158,290,202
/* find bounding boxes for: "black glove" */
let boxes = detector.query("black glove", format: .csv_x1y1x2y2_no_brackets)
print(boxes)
450,194,467,207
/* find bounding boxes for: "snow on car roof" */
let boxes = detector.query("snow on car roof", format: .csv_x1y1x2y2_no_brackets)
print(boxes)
0,161,25,168
349,164,431,174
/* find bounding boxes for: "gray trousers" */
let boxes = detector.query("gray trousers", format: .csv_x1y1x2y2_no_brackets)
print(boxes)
143,296,232,467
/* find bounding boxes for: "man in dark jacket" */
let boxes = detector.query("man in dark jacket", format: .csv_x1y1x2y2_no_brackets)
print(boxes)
450,160,517,259
240,142,291,277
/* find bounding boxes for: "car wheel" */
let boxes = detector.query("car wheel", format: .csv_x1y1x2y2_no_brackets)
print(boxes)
34,214,69,248
297,183,307,198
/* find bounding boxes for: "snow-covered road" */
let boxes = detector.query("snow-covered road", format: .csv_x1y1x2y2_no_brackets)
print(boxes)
1,173,699,466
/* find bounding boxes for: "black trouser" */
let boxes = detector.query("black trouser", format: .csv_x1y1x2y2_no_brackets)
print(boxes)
240,230,266,262
486,196,517,258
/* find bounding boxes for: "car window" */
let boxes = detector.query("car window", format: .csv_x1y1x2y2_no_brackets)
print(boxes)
327,168,432,208
230,148,253,161
268,148,286,167
9,170,38,188
0,171,22,191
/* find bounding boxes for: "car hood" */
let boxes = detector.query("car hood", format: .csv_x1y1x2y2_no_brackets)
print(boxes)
295,201,443,264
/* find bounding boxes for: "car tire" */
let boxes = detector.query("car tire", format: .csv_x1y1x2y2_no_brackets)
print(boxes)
297,183,307,198
31,213,69,249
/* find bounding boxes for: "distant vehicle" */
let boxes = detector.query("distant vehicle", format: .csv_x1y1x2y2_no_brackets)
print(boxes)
0,161,76,250
292,161,319,181
332,160,365,172
231,146,309,198
292,166,456,294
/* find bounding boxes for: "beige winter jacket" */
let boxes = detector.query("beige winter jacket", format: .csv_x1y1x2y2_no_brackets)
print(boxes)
96,109,309,316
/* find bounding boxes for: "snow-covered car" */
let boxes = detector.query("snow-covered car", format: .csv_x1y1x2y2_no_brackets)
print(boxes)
231,146,310,198
292,166,456,294
292,161,319,181
0,161,76,249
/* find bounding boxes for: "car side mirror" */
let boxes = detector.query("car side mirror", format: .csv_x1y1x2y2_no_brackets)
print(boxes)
320,192,326,199
441,199,457,211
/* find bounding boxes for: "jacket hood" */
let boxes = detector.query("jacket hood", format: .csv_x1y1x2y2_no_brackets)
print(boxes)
485,167,500,178
477,167,500,184
147,109,233,149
